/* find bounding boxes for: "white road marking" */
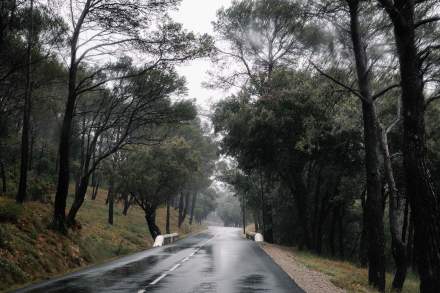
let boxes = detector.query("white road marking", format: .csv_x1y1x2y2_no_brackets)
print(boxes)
150,273,167,285
169,264,180,272
139,233,220,290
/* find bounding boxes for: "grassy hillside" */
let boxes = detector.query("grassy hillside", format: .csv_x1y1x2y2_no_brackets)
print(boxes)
0,189,204,292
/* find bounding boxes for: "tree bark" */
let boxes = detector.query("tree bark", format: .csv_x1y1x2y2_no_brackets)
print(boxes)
0,160,6,193
92,179,99,200
16,0,33,203
348,1,386,290
145,206,161,240
189,193,197,225
378,1,440,291
108,189,114,225
122,193,130,216
66,174,90,227
166,197,171,234
51,1,88,233
379,125,407,291
178,192,190,227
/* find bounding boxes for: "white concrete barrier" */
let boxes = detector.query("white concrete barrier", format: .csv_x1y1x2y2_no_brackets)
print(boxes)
245,231,264,242
153,235,164,247
153,233,179,247
254,233,264,242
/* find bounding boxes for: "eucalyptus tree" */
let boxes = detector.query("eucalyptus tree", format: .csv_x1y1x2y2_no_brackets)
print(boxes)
51,0,213,232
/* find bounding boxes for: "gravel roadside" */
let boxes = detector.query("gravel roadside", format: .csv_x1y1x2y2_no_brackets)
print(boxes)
261,243,346,293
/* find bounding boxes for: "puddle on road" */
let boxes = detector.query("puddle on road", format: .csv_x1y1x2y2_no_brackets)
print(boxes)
237,274,269,293
191,281,217,293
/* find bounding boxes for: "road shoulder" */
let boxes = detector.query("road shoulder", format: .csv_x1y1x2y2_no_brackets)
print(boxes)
260,243,346,293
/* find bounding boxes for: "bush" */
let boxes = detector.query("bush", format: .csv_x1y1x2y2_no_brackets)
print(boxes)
0,201,23,223
28,175,55,202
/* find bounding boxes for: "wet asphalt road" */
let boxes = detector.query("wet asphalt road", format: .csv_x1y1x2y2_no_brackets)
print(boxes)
14,227,304,293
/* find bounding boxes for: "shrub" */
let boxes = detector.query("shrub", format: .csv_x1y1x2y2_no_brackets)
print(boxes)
28,175,55,202
0,201,23,223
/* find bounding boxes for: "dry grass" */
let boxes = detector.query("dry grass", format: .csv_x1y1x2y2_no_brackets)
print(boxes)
246,225,419,293
0,188,204,292
289,248,419,293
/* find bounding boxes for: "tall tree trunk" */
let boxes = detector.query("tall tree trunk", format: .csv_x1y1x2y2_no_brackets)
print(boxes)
66,174,90,227
122,193,130,216
0,160,6,193
359,188,368,266
253,212,259,233
329,207,337,257
145,206,161,240
16,0,33,203
108,189,114,225
51,2,88,233
338,205,345,258
379,125,408,291
178,192,190,227
377,1,440,291
348,1,385,290
189,193,197,225
260,170,274,243
166,197,170,234
92,179,99,200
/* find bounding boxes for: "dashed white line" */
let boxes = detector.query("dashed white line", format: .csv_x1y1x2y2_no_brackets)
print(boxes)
169,264,180,272
150,273,167,285
138,233,219,290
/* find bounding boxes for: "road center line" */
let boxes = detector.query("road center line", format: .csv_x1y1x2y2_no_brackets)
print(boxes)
169,264,180,272
142,233,219,289
150,273,167,285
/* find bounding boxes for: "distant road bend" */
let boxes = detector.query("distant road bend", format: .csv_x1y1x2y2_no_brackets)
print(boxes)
14,227,304,293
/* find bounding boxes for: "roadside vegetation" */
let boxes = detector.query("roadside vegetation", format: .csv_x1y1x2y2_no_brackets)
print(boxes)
0,189,205,292
212,1,440,292
1,0,440,293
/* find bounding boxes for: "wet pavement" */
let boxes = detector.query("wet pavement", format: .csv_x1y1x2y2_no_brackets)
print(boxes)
13,227,304,293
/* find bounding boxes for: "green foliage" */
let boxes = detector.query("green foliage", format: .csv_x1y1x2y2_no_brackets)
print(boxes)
0,201,23,223
217,195,242,227
28,175,55,202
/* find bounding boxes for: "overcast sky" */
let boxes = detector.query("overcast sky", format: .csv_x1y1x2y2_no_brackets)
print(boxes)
171,0,233,113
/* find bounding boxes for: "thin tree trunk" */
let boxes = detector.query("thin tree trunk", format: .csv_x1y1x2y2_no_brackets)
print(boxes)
329,207,337,257
189,193,197,225
145,206,161,240
16,0,33,203
260,170,274,243
379,125,407,291
166,197,170,234
178,192,190,227
338,205,345,259
66,174,90,227
348,2,385,290
0,160,6,193
51,1,88,233
108,189,114,225
122,193,130,216
92,180,99,200
359,187,368,266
